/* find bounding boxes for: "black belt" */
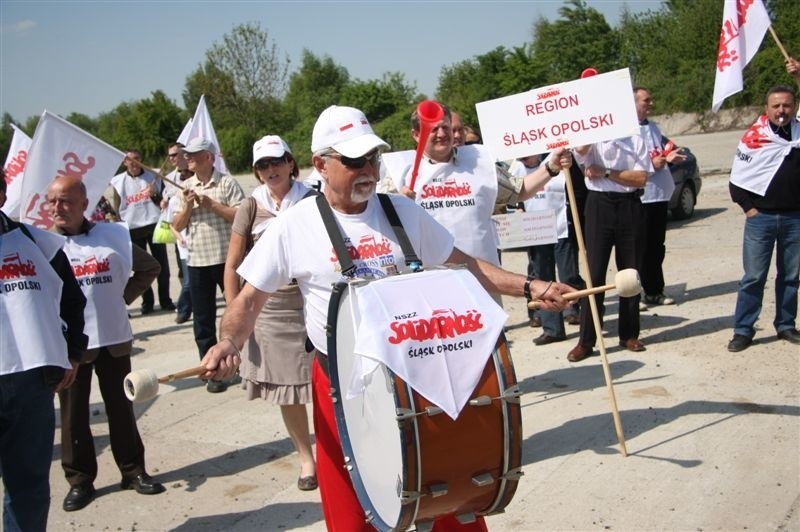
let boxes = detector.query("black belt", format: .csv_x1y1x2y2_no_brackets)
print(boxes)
590,189,643,199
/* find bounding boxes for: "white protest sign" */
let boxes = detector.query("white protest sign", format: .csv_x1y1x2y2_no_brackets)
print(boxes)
492,209,558,249
476,68,639,160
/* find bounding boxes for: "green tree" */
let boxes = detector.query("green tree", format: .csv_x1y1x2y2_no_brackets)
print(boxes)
281,51,351,166
530,0,619,84
341,73,420,152
63,112,98,139
1,113,19,164
95,91,187,167
437,46,516,129
184,22,289,134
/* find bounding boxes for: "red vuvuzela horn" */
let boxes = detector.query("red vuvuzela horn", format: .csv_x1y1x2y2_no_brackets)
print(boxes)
409,100,444,191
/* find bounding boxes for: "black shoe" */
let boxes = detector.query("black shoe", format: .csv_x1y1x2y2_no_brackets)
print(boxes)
63,484,95,512
777,328,800,345
161,301,176,312
175,314,191,324
141,305,154,315
207,380,228,393
120,473,165,495
727,334,753,352
533,333,566,346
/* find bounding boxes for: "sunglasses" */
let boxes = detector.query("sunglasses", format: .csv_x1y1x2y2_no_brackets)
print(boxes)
168,152,181,158
255,157,286,170
323,150,380,169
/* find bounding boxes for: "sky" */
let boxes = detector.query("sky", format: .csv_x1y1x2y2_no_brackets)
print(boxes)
0,0,663,124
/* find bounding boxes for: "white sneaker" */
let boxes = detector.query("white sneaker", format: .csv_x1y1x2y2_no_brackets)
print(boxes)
639,300,648,311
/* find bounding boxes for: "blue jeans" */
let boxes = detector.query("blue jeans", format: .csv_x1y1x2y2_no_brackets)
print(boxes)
1,367,57,532
527,237,585,338
176,256,192,318
188,263,225,359
733,211,800,337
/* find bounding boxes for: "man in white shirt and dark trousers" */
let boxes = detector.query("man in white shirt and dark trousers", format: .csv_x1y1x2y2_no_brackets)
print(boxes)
49,176,166,512
635,87,686,308
110,148,174,314
0,169,88,532
567,136,653,362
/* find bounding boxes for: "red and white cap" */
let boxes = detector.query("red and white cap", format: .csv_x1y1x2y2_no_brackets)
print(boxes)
311,105,390,157
252,135,291,165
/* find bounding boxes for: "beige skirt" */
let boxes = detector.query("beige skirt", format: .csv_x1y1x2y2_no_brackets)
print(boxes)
239,284,312,405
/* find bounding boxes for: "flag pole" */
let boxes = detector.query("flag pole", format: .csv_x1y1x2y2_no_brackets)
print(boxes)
768,26,790,62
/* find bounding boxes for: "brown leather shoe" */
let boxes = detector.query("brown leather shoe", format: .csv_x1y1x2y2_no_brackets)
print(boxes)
619,338,646,352
565,314,580,325
529,316,542,328
567,344,593,362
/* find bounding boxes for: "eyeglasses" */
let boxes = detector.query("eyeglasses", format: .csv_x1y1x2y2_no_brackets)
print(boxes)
168,153,181,158
323,150,380,169
254,157,286,171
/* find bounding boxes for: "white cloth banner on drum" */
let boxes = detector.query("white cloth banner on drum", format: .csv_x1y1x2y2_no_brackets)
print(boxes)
349,269,508,419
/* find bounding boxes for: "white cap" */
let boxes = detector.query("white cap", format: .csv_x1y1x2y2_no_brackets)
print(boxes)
311,105,390,157
252,135,291,165
183,137,216,154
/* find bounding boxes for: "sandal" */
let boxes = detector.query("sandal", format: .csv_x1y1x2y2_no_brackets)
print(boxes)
297,475,318,491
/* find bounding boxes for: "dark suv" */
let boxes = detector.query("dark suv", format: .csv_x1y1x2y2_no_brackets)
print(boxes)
668,147,702,220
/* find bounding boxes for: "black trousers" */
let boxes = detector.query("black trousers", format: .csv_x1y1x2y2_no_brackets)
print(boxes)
130,223,172,308
188,263,225,359
578,191,645,346
59,348,145,487
640,201,669,296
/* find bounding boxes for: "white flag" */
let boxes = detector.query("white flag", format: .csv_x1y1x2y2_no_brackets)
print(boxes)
184,95,228,174
2,124,32,218
19,111,125,229
712,0,771,112
176,118,193,145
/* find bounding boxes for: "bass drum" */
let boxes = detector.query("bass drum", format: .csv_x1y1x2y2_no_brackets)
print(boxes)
326,272,523,531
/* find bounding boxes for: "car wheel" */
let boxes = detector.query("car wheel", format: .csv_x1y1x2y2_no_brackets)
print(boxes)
671,183,695,220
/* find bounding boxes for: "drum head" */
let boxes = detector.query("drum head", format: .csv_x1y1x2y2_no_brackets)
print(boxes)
328,281,410,530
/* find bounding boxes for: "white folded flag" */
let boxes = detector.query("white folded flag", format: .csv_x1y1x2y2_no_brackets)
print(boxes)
182,95,229,174
19,111,125,229
2,124,32,219
349,269,508,420
730,115,800,196
712,0,771,112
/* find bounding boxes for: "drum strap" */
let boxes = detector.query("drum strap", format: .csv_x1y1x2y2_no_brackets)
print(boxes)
315,194,357,277
314,193,423,276
376,193,422,271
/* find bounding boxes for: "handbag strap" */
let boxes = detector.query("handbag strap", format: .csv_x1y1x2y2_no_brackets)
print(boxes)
244,197,258,252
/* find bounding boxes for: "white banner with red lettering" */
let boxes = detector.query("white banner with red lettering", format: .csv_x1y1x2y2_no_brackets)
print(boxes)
476,68,639,161
179,95,229,174
348,268,507,419
2,124,32,219
730,115,800,195
712,0,770,112
20,111,125,229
